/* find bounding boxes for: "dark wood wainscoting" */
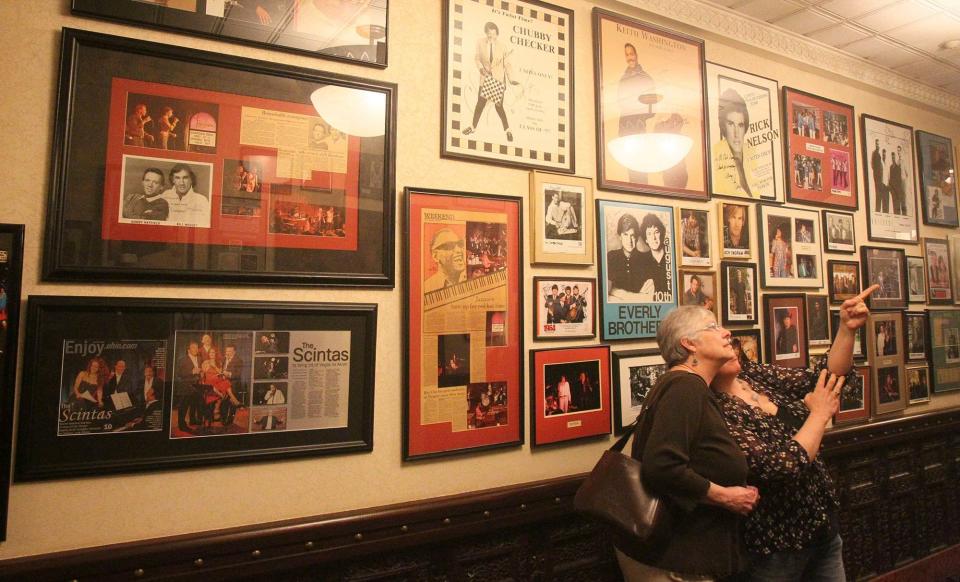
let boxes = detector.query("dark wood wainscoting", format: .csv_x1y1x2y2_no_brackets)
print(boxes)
3,409,960,581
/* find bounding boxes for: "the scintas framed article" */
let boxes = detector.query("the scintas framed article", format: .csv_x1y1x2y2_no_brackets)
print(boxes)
404,188,523,460
15,296,377,481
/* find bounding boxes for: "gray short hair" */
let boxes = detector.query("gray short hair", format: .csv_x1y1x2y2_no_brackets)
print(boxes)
657,306,714,367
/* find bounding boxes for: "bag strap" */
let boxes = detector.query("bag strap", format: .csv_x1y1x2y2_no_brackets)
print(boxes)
610,376,674,453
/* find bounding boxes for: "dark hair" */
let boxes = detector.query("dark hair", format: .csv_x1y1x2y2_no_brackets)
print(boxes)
616,213,640,235
640,213,666,240
624,42,637,54
142,167,165,182
169,163,198,187
689,274,701,285
484,22,499,34
718,88,749,138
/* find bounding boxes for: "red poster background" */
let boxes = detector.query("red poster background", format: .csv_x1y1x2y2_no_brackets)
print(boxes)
101,78,360,251
406,191,522,459
531,345,611,446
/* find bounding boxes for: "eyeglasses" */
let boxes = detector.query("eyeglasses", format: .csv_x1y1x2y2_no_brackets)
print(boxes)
697,322,725,334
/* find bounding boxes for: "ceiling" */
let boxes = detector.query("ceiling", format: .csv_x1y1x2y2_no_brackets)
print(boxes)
702,0,960,97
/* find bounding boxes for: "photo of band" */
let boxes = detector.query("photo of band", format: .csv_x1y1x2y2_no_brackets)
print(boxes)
863,115,917,242
542,360,602,417
535,278,594,340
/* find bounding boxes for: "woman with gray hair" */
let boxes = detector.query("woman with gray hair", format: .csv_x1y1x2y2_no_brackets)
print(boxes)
614,305,759,581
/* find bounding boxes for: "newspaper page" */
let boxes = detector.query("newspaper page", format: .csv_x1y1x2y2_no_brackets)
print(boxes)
239,107,348,180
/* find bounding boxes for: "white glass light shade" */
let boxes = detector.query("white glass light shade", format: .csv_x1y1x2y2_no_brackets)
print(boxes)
310,85,386,137
607,133,693,174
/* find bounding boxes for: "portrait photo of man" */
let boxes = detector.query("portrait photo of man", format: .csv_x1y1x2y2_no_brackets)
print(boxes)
122,167,169,222
162,163,211,228
721,203,749,256
424,228,467,292
774,307,799,359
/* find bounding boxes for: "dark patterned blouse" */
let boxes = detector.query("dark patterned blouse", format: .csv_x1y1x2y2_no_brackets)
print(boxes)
715,356,858,556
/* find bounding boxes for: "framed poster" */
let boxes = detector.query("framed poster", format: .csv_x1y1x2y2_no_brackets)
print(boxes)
442,0,574,172
861,115,918,243
822,210,856,254
15,296,376,481
529,172,593,265
596,199,678,341
404,188,523,459
907,256,927,303
533,277,596,340
677,206,714,268
782,87,857,210
705,62,783,201
718,200,752,260
866,311,906,415
928,309,960,392
905,311,929,362
612,349,663,434
730,328,762,364
0,225,24,540
763,293,808,368
807,294,831,347
831,310,867,361
44,29,396,287
907,365,931,405
916,130,959,227
72,0,389,67
720,261,758,326
593,8,707,199
950,235,960,305
530,345,611,446
834,365,870,425
923,238,954,305
679,270,718,317
827,260,860,305
758,204,824,288
860,246,907,310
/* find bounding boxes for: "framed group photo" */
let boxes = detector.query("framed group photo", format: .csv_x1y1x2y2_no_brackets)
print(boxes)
782,87,857,210
827,259,861,304
611,349,664,434
529,172,593,265
0,225,24,540
916,130,959,227
44,29,397,287
867,311,906,415
593,9,708,199
404,188,523,459
15,296,377,481
860,246,907,310
758,204,824,288
705,63,784,202
530,345,611,446
596,199,678,341
72,0,390,67
861,115,918,243
533,277,596,340
718,200,752,260
720,261,758,325
822,210,856,254
763,293,808,368
923,238,954,304
928,309,960,393
442,0,575,172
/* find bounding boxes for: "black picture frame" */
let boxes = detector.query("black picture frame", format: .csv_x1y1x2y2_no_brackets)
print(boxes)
806,294,831,346
827,259,861,305
44,28,396,287
15,296,377,481
860,114,918,244
720,261,758,326
821,209,856,254
611,348,663,434
905,311,930,363
72,0,389,68
763,293,808,369
916,130,960,228
0,224,24,541
860,246,908,310
831,310,868,361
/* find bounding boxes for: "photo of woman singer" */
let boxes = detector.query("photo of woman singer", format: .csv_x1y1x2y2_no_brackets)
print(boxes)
710,284,878,581
614,305,759,580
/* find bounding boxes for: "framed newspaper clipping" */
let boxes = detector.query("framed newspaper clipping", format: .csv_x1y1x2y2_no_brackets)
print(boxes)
72,0,389,67
530,344,611,446
861,114,918,243
593,8,708,200
442,0,575,173
916,130,959,227
705,62,783,202
44,29,396,287
0,224,24,540
782,87,857,210
15,296,377,481
529,172,593,265
597,199,678,341
404,188,523,460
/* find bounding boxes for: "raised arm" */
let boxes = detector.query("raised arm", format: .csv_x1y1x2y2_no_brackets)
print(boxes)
828,284,877,376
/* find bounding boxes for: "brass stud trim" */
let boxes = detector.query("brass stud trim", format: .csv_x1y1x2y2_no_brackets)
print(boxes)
134,568,145,577
251,550,262,558
442,517,452,525
304,541,315,549
400,525,409,533
193,558,204,567
354,533,364,541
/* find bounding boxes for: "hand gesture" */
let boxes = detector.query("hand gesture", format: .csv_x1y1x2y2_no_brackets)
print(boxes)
841,284,879,330
804,369,842,422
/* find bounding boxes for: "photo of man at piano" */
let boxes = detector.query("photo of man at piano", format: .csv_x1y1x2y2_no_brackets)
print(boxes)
438,333,471,388
466,221,508,279
467,381,508,429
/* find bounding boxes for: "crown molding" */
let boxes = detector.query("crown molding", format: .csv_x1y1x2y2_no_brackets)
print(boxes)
611,0,960,117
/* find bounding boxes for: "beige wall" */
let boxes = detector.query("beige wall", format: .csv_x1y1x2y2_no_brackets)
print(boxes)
0,0,958,559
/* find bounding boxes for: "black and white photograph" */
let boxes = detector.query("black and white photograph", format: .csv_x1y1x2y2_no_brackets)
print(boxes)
822,210,855,253
906,312,929,361
437,333,471,388
678,208,712,267
807,294,830,347
612,349,663,433
721,262,757,325
530,173,593,264
907,256,927,303
719,201,751,259
861,246,907,310
907,366,930,404
542,360,602,416
118,155,213,228
862,115,917,243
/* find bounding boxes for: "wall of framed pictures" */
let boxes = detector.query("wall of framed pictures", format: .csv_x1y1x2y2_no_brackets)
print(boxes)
1,0,960,564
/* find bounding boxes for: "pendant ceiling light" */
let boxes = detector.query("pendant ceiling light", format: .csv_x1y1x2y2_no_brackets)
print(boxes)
310,85,386,137
607,132,693,174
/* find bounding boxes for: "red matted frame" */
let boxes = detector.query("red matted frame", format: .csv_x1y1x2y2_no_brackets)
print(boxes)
782,87,858,210
834,365,871,425
404,188,523,460
530,345,611,446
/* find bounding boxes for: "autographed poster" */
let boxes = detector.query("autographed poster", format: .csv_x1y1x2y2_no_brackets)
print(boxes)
706,63,783,202
861,115,918,243
405,189,522,459
594,9,707,199
597,199,677,341
442,0,574,172
782,87,858,209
